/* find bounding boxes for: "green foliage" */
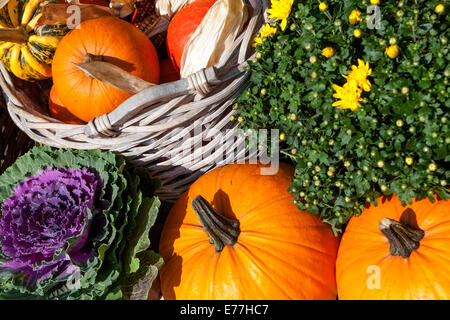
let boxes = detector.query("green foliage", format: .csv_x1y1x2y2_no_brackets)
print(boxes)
237,0,449,232
0,146,162,299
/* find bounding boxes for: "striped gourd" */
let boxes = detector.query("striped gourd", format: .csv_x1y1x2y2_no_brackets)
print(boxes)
0,0,69,81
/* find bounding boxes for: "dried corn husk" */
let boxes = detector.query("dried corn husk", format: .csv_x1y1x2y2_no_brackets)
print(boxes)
180,0,248,78
155,0,196,19
0,0,8,9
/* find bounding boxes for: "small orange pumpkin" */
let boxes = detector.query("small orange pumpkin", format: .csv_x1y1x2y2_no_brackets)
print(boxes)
166,0,217,71
159,163,340,300
52,16,160,122
49,86,85,124
336,195,450,299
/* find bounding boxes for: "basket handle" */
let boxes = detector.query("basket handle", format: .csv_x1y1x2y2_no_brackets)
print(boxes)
84,66,223,137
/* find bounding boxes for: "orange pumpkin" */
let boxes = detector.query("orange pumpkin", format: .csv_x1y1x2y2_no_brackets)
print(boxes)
166,0,217,71
49,86,85,124
159,163,340,300
52,16,160,122
336,195,450,299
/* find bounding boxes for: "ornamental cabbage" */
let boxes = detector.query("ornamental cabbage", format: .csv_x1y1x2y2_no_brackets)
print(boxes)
0,146,162,299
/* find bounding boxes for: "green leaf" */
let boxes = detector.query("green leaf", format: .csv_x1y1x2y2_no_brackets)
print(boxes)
121,251,163,300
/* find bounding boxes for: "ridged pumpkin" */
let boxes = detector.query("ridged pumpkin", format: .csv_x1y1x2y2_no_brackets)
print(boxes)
159,163,340,300
51,16,160,122
0,0,69,80
336,195,450,299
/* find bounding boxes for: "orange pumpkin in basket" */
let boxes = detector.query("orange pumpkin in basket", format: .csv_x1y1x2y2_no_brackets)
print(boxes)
52,16,160,122
336,195,450,299
159,163,340,300
49,86,85,124
166,0,217,71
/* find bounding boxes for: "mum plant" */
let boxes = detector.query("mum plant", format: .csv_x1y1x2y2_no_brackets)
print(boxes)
0,146,162,299
237,0,449,232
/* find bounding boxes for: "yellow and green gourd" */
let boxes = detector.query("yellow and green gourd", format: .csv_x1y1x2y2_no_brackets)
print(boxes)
0,0,69,81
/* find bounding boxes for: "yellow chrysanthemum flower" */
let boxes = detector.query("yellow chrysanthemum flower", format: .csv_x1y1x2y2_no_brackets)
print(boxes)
253,23,277,47
385,45,400,58
321,47,335,58
435,4,445,14
370,0,380,5
332,80,363,111
343,59,372,92
353,29,362,38
319,2,328,11
267,0,294,31
349,9,363,25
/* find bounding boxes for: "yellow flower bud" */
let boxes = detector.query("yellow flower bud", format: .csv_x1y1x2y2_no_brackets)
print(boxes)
435,4,445,14
370,0,380,4
354,29,362,38
321,47,335,58
349,9,363,25
405,157,413,165
385,45,400,58
319,2,328,11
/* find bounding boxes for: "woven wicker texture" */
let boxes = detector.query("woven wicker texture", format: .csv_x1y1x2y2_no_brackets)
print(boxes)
0,91,35,174
0,0,267,201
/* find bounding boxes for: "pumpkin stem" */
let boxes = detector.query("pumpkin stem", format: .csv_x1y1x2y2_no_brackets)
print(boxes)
73,53,155,94
191,195,240,253
82,53,105,63
0,27,28,45
379,218,425,258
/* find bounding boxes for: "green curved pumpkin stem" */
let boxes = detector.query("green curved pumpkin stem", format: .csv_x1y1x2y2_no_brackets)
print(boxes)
379,218,425,258
0,27,28,45
192,195,240,253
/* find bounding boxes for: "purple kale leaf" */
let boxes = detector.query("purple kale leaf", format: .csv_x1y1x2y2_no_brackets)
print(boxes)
0,167,102,284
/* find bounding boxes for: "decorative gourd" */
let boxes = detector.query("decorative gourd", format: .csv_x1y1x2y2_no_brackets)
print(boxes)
49,85,84,124
159,163,340,300
0,0,69,81
336,195,450,300
51,16,160,122
166,0,216,71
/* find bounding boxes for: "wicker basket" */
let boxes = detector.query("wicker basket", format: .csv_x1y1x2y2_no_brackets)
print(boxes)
0,91,35,175
0,0,267,201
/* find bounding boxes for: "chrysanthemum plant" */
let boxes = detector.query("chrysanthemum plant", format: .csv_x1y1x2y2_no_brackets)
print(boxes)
0,146,162,299
237,0,449,232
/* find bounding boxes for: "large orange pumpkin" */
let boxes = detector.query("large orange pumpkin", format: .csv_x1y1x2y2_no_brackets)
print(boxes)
159,163,340,300
166,0,217,71
336,195,450,299
52,16,160,122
